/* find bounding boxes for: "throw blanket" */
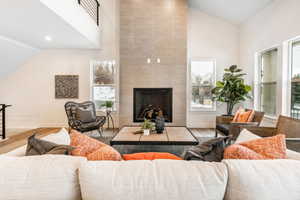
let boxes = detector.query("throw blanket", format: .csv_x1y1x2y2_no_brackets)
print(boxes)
182,137,232,162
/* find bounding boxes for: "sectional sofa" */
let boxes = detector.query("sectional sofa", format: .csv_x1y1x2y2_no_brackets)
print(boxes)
1,128,300,200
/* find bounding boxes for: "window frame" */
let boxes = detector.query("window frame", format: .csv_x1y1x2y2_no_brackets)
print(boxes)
287,37,300,119
255,46,279,119
188,58,217,112
90,60,117,112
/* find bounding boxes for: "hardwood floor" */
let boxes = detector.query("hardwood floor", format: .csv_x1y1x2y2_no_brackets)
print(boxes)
0,128,61,154
0,128,215,154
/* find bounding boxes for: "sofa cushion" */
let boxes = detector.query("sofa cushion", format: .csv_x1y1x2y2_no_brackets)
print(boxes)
70,130,122,161
236,129,300,160
4,128,71,157
216,124,230,135
0,155,86,200
123,152,182,161
223,159,300,200
79,160,228,200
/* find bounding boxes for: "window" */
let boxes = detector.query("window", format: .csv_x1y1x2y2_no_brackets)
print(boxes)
291,41,300,119
190,59,216,111
91,61,116,110
259,48,278,117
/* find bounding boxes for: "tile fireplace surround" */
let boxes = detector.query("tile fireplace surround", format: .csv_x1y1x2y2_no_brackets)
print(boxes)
119,0,187,127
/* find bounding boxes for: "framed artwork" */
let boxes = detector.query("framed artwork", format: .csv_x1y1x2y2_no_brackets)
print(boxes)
93,61,115,85
55,75,79,99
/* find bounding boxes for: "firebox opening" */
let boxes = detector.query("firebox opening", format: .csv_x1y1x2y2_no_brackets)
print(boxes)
133,88,173,122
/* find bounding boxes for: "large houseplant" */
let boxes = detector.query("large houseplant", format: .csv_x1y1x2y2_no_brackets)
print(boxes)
211,65,252,116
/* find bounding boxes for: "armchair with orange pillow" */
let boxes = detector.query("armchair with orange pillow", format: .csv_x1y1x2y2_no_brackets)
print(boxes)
215,108,264,139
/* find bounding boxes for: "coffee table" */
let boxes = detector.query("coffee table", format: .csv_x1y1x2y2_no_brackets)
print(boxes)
110,127,198,146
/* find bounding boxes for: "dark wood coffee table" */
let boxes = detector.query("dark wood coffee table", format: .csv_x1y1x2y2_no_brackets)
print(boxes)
110,127,198,146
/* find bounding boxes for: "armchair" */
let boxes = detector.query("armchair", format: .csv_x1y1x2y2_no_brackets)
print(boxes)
243,115,300,151
216,109,264,139
65,101,106,137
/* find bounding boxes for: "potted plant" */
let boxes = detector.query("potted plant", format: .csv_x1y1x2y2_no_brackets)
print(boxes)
141,119,154,136
211,65,252,116
101,101,114,111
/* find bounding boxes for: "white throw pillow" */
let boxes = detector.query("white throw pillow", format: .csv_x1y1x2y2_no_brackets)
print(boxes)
223,159,300,200
79,160,228,200
234,129,260,143
42,128,70,145
0,155,86,200
4,128,70,157
235,129,300,160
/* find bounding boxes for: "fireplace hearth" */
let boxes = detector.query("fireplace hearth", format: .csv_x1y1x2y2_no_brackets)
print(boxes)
133,88,173,122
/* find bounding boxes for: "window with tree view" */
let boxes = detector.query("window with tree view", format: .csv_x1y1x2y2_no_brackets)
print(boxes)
91,61,116,110
190,60,216,111
291,41,300,119
260,49,278,117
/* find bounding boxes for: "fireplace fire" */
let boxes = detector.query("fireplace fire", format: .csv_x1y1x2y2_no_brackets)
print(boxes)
133,88,173,122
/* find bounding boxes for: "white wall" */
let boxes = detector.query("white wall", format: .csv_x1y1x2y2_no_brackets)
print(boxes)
40,0,101,48
0,0,119,129
240,0,300,123
187,9,240,128
0,36,40,78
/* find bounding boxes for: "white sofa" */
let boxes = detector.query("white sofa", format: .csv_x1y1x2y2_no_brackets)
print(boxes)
1,129,300,200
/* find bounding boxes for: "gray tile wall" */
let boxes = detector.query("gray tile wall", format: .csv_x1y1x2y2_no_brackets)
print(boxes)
120,0,187,126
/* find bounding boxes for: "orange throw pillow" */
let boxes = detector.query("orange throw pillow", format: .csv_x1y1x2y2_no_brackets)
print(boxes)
236,110,252,122
247,110,255,122
123,152,182,161
70,130,122,161
232,107,244,122
224,134,287,160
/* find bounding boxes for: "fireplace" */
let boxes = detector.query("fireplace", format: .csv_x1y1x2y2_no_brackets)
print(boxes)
133,88,173,122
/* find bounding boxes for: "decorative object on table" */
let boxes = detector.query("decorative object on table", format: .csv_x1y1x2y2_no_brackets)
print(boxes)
55,75,79,99
211,65,252,116
182,136,232,162
155,116,165,134
141,119,155,136
101,101,115,131
64,101,106,137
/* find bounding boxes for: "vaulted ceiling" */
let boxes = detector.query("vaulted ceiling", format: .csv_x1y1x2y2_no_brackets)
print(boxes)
188,0,274,24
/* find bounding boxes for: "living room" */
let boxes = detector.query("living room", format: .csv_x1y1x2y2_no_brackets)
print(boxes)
0,0,300,199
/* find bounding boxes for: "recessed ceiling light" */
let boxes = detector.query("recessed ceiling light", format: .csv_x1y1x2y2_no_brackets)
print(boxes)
45,36,52,41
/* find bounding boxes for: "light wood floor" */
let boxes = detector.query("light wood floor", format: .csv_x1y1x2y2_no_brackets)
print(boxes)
0,128,61,154
0,128,215,154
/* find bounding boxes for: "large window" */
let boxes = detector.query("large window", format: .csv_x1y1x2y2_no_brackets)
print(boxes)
291,41,300,119
259,49,278,117
91,61,116,110
190,59,216,111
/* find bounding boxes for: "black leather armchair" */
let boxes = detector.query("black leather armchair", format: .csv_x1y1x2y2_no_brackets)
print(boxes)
65,101,106,137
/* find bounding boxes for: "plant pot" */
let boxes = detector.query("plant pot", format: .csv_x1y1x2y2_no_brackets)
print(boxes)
143,129,150,136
